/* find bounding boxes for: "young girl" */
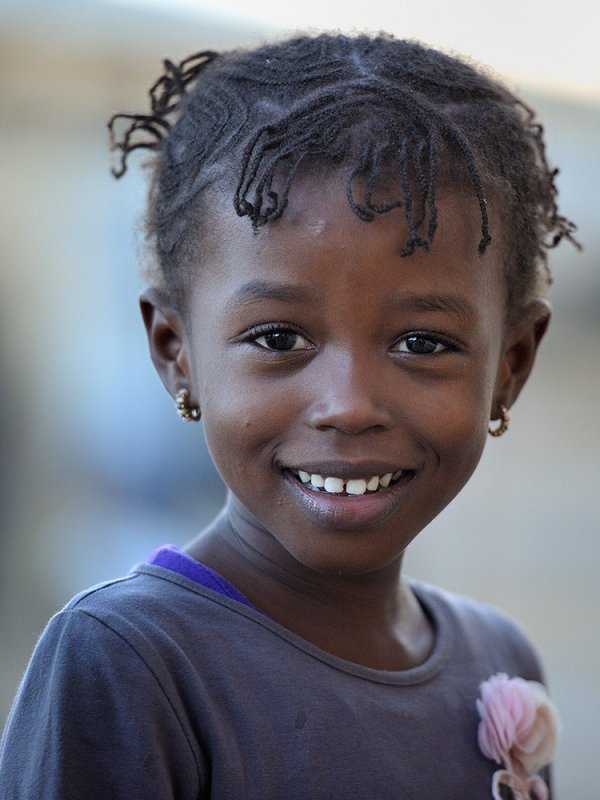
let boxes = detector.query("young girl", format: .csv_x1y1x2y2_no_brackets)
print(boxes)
0,32,576,799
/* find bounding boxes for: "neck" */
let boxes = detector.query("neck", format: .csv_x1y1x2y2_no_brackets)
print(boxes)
186,499,434,670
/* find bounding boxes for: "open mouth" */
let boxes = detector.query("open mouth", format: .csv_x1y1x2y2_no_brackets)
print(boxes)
291,469,408,497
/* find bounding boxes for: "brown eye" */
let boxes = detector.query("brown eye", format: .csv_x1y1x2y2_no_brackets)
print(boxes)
255,331,310,351
393,334,447,355
405,335,438,354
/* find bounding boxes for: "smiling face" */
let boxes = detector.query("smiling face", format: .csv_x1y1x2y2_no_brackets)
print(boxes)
143,170,547,580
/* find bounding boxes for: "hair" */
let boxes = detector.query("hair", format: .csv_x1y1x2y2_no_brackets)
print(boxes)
108,32,578,321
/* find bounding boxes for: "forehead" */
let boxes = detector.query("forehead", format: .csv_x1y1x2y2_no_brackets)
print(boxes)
192,171,507,319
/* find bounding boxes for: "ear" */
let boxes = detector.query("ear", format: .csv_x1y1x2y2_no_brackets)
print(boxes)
139,288,194,402
492,299,551,416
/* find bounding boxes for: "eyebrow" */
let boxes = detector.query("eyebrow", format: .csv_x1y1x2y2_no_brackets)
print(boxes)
225,281,477,322
389,292,477,322
225,280,315,310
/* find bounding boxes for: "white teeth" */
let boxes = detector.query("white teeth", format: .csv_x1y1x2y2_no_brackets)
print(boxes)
366,475,380,492
346,479,367,496
296,470,402,495
323,477,344,493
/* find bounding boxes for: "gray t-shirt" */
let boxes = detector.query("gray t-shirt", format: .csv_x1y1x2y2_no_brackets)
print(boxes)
0,563,549,799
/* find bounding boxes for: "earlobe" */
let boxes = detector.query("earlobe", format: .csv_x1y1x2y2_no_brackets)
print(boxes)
139,288,194,401
492,299,551,416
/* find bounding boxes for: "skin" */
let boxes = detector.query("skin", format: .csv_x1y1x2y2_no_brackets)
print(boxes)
141,171,549,670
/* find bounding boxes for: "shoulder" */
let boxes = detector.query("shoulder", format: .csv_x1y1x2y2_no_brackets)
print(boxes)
63,563,235,628
34,564,276,697
11,567,210,717
0,569,209,798
64,563,192,615
35,565,242,679
6,564,242,740
412,580,546,683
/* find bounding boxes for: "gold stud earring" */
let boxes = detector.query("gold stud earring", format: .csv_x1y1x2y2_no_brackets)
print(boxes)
488,405,509,437
175,388,200,422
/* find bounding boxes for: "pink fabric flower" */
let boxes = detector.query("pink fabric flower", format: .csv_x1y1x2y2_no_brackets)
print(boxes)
476,673,560,800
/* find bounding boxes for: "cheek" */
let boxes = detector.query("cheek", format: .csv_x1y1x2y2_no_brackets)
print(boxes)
199,377,297,489
406,370,494,474
443,388,490,439
439,400,489,472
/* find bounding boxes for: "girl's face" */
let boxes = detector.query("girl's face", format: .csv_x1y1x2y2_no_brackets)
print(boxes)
164,173,536,578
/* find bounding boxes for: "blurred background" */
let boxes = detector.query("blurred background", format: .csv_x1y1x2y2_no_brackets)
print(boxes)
1,0,598,794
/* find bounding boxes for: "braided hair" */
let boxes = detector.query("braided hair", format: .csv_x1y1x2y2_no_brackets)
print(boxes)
108,33,578,319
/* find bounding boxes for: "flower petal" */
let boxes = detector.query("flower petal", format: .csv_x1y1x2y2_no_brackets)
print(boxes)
476,673,560,776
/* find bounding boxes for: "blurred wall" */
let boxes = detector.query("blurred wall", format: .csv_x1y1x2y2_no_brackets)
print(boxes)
1,2,599,796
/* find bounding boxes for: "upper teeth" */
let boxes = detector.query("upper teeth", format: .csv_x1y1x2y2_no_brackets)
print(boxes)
296,470,402,495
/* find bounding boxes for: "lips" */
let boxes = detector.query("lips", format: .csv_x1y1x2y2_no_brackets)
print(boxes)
293,469,404,496
284,465,415,531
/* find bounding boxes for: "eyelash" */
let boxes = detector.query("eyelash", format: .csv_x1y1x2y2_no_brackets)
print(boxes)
243,323,462,356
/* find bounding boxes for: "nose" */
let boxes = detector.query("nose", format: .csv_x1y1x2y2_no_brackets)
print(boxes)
306,348,392,435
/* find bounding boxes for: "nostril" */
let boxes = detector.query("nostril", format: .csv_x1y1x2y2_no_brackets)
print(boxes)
311,416,389,435
308,392,390,433
306,357,392,434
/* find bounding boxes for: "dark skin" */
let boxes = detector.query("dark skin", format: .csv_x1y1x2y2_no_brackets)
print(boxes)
141,172,550,671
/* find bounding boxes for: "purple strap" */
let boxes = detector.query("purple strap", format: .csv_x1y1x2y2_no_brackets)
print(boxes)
146,544,263,614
